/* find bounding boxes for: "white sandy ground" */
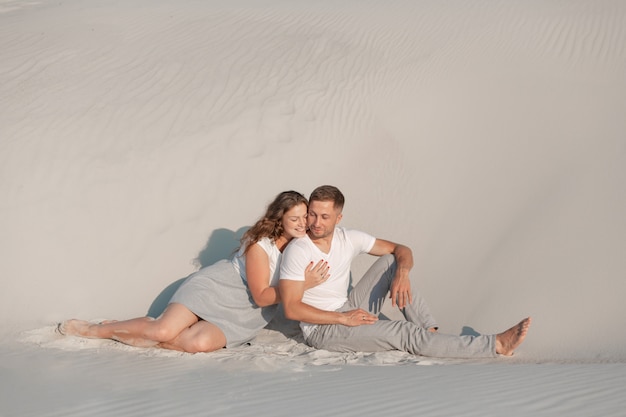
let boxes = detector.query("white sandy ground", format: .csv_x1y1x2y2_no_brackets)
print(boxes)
1,0,626,415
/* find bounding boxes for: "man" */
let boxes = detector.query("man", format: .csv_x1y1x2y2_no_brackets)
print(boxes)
279,185,531,358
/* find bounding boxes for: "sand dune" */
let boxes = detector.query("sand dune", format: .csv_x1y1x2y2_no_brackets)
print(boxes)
2,0,626,360
1,0,626,414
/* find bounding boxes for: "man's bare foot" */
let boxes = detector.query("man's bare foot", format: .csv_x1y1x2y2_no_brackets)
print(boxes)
59,319,97,338
495,317,531,356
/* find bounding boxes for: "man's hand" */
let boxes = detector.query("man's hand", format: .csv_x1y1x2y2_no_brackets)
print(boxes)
368,240,414,309
390,271,413,309
340,309,378,326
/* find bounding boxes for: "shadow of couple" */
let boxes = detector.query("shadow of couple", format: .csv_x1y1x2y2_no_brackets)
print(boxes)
145,227,247,318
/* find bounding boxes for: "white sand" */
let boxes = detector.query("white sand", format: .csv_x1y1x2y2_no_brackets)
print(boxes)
1,0,626,415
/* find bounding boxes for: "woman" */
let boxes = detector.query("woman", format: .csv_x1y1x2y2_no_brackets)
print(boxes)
59,190,329,353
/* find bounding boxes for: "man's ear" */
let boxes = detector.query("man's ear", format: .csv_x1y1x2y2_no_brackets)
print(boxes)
336,213,343,225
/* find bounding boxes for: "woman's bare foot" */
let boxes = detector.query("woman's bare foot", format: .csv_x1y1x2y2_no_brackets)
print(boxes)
495,317,532,356
58,319,159,347
59,319,97,338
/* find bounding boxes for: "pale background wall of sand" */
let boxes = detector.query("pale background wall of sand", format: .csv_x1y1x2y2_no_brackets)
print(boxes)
1,0,625,362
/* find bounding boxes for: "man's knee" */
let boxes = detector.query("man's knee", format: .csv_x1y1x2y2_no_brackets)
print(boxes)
379,253,395,266
372,253,396,277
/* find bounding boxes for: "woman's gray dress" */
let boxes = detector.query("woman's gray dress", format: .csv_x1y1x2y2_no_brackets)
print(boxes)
169,237,280,347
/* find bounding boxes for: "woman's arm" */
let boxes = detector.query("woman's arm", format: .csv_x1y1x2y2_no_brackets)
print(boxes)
303,260,330,290
246,244,331,307
245,243,280,307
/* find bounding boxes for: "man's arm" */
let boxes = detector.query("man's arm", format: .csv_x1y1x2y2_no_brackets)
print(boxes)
368,239,414,308
279,279,377,326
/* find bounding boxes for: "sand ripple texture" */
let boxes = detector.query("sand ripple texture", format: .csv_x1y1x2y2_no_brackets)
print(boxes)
2,1,626,416
1,0,626,365
4,326,626,417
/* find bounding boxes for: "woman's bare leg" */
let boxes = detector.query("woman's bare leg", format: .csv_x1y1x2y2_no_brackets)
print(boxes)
60,303,199,348
158,320,227,353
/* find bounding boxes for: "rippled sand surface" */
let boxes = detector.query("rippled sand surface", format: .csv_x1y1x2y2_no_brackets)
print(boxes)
1,1,625,415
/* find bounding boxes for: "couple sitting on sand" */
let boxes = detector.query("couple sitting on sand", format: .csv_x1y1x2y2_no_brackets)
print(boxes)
60,185,531,358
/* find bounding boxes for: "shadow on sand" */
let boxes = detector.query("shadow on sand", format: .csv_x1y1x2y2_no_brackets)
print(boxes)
146,227,248,318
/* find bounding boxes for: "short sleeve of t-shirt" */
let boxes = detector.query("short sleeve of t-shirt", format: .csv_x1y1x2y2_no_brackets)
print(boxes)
345,228,376,256
232,237,281,286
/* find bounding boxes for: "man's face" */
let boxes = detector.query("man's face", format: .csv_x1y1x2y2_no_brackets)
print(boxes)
307,200,342,239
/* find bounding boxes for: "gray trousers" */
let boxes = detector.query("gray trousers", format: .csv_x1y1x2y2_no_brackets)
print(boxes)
305,255,497,358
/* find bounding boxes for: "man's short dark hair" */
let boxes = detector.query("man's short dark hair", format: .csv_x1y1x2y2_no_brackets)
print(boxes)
309,185,345,211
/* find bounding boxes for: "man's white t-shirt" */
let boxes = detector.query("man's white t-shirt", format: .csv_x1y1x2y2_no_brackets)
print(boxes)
280,227,376,337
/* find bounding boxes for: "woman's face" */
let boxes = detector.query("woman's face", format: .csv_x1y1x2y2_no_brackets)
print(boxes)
281,203,308,239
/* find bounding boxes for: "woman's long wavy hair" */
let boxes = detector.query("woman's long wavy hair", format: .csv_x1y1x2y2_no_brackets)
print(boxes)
239,190,308,254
